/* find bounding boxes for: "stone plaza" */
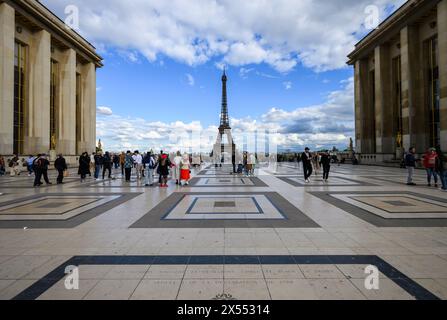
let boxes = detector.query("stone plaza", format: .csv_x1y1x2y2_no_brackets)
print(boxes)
0,163,447,300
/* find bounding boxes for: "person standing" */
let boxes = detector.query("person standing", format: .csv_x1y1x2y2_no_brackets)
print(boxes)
180,153,191,186
94,152,103,180
133,151,143,180
143,151,156,187
54,154,68,184
422,148,438,187
124,151,134,182
33,155,43,187
0,155,5,176
119,152,125,176
405,147,417,186
78,152,90,182
249,153,256,176
102,151,112,179
26,155,35,176
173,151,182,185
40,154,52,185
435,146,446,191
301,147,313,183
113,153,120,169
158,153,171,187
320,151,331,182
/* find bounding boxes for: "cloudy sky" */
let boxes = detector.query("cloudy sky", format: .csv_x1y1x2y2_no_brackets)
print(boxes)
43,0,406,152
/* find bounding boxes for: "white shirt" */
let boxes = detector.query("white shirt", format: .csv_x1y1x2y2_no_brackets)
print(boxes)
133,154,143,165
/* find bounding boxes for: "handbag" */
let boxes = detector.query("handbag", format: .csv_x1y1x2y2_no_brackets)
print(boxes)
63,170,69,177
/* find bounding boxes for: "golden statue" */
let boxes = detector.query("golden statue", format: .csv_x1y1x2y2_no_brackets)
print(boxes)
97,139,103,151
50,134,56,150
396,132,402,148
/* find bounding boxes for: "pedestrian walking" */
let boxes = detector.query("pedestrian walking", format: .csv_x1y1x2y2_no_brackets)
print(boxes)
33,155,43,187
435,145,446,191
26,155,35,176
422,147,438,187
180,153,191,186
102,151,112,179
143,151,156,186
173,151,182,185
0,155,5,176
94,152,103,179
54,154,68,184
405,147,417,186
158,153,171,187
320,150,331,182
119,152,125,176
133,151,143,180
301,148,313,183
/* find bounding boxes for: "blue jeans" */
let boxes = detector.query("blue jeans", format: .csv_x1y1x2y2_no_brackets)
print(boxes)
145,167,154,185
440,171,447,190
426,168,438,184
94,165,101,179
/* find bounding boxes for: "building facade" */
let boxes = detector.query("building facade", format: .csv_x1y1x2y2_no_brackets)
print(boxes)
0,0,102,161
348,0,446,163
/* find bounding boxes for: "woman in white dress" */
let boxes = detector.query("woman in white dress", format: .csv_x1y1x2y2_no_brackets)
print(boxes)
173,151,182,185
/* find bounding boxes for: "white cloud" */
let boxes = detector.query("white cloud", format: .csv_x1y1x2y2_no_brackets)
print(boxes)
42,0,405,73
96,106,113,116
185,73,195,86
283,81,292,90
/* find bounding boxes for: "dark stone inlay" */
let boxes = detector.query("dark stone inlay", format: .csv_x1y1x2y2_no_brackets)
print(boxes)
130,192,320,229
0,193,142,229
36,202,72,209
382,201,416,207
309,191,447,227
214,201,236,208
12,255,440,301
278,176,376,187
189,177,268,187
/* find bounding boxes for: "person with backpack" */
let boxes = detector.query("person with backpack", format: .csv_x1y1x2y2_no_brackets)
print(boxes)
124,151,134,182
422,147,439,187
435,145,446,191
93,152,103,180
102,151,112,180
54,154,68,184
143,151,156,187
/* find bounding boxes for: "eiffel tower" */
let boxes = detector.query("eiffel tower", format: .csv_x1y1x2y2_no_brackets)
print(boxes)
212,68,236,169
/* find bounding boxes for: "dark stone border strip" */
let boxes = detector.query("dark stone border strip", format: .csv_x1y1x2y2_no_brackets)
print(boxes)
12,255,440,300
130,192,320,229
278,176,376,187
189,177,268,187
0,193,142,229
310,191,447,227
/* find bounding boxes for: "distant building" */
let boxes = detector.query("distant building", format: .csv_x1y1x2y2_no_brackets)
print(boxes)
348,0,446,163
0,0,103,161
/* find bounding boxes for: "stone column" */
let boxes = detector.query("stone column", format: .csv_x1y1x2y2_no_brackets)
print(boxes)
354,59,369,154
24,29,51,155
374,45,393,156
439,0,447,151
0,3,15,155
58,48,76,156
79,62,96,154
400,26,423,152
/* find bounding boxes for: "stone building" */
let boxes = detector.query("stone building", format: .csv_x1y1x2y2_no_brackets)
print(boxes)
0,0,102,161
348,0,446,163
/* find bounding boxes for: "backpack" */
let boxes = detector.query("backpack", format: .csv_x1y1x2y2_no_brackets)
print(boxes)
148,157,156,169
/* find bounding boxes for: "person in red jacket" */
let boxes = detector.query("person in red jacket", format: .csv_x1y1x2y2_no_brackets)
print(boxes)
422,148,438,187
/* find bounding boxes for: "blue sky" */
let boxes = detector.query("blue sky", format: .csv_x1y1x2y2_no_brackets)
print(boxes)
43,0,406,152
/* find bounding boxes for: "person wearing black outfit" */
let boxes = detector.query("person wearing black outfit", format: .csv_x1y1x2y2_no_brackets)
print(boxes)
78,152,90,182
435,145,446,191
94,152,103,179
301,147,313,183
33,154,43,187
320,151,331,182
54,154,68,184
102,151,112,179
40,154,52,185
405,147,417,186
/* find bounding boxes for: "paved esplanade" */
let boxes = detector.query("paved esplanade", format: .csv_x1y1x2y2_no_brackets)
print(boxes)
0,163,447,300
